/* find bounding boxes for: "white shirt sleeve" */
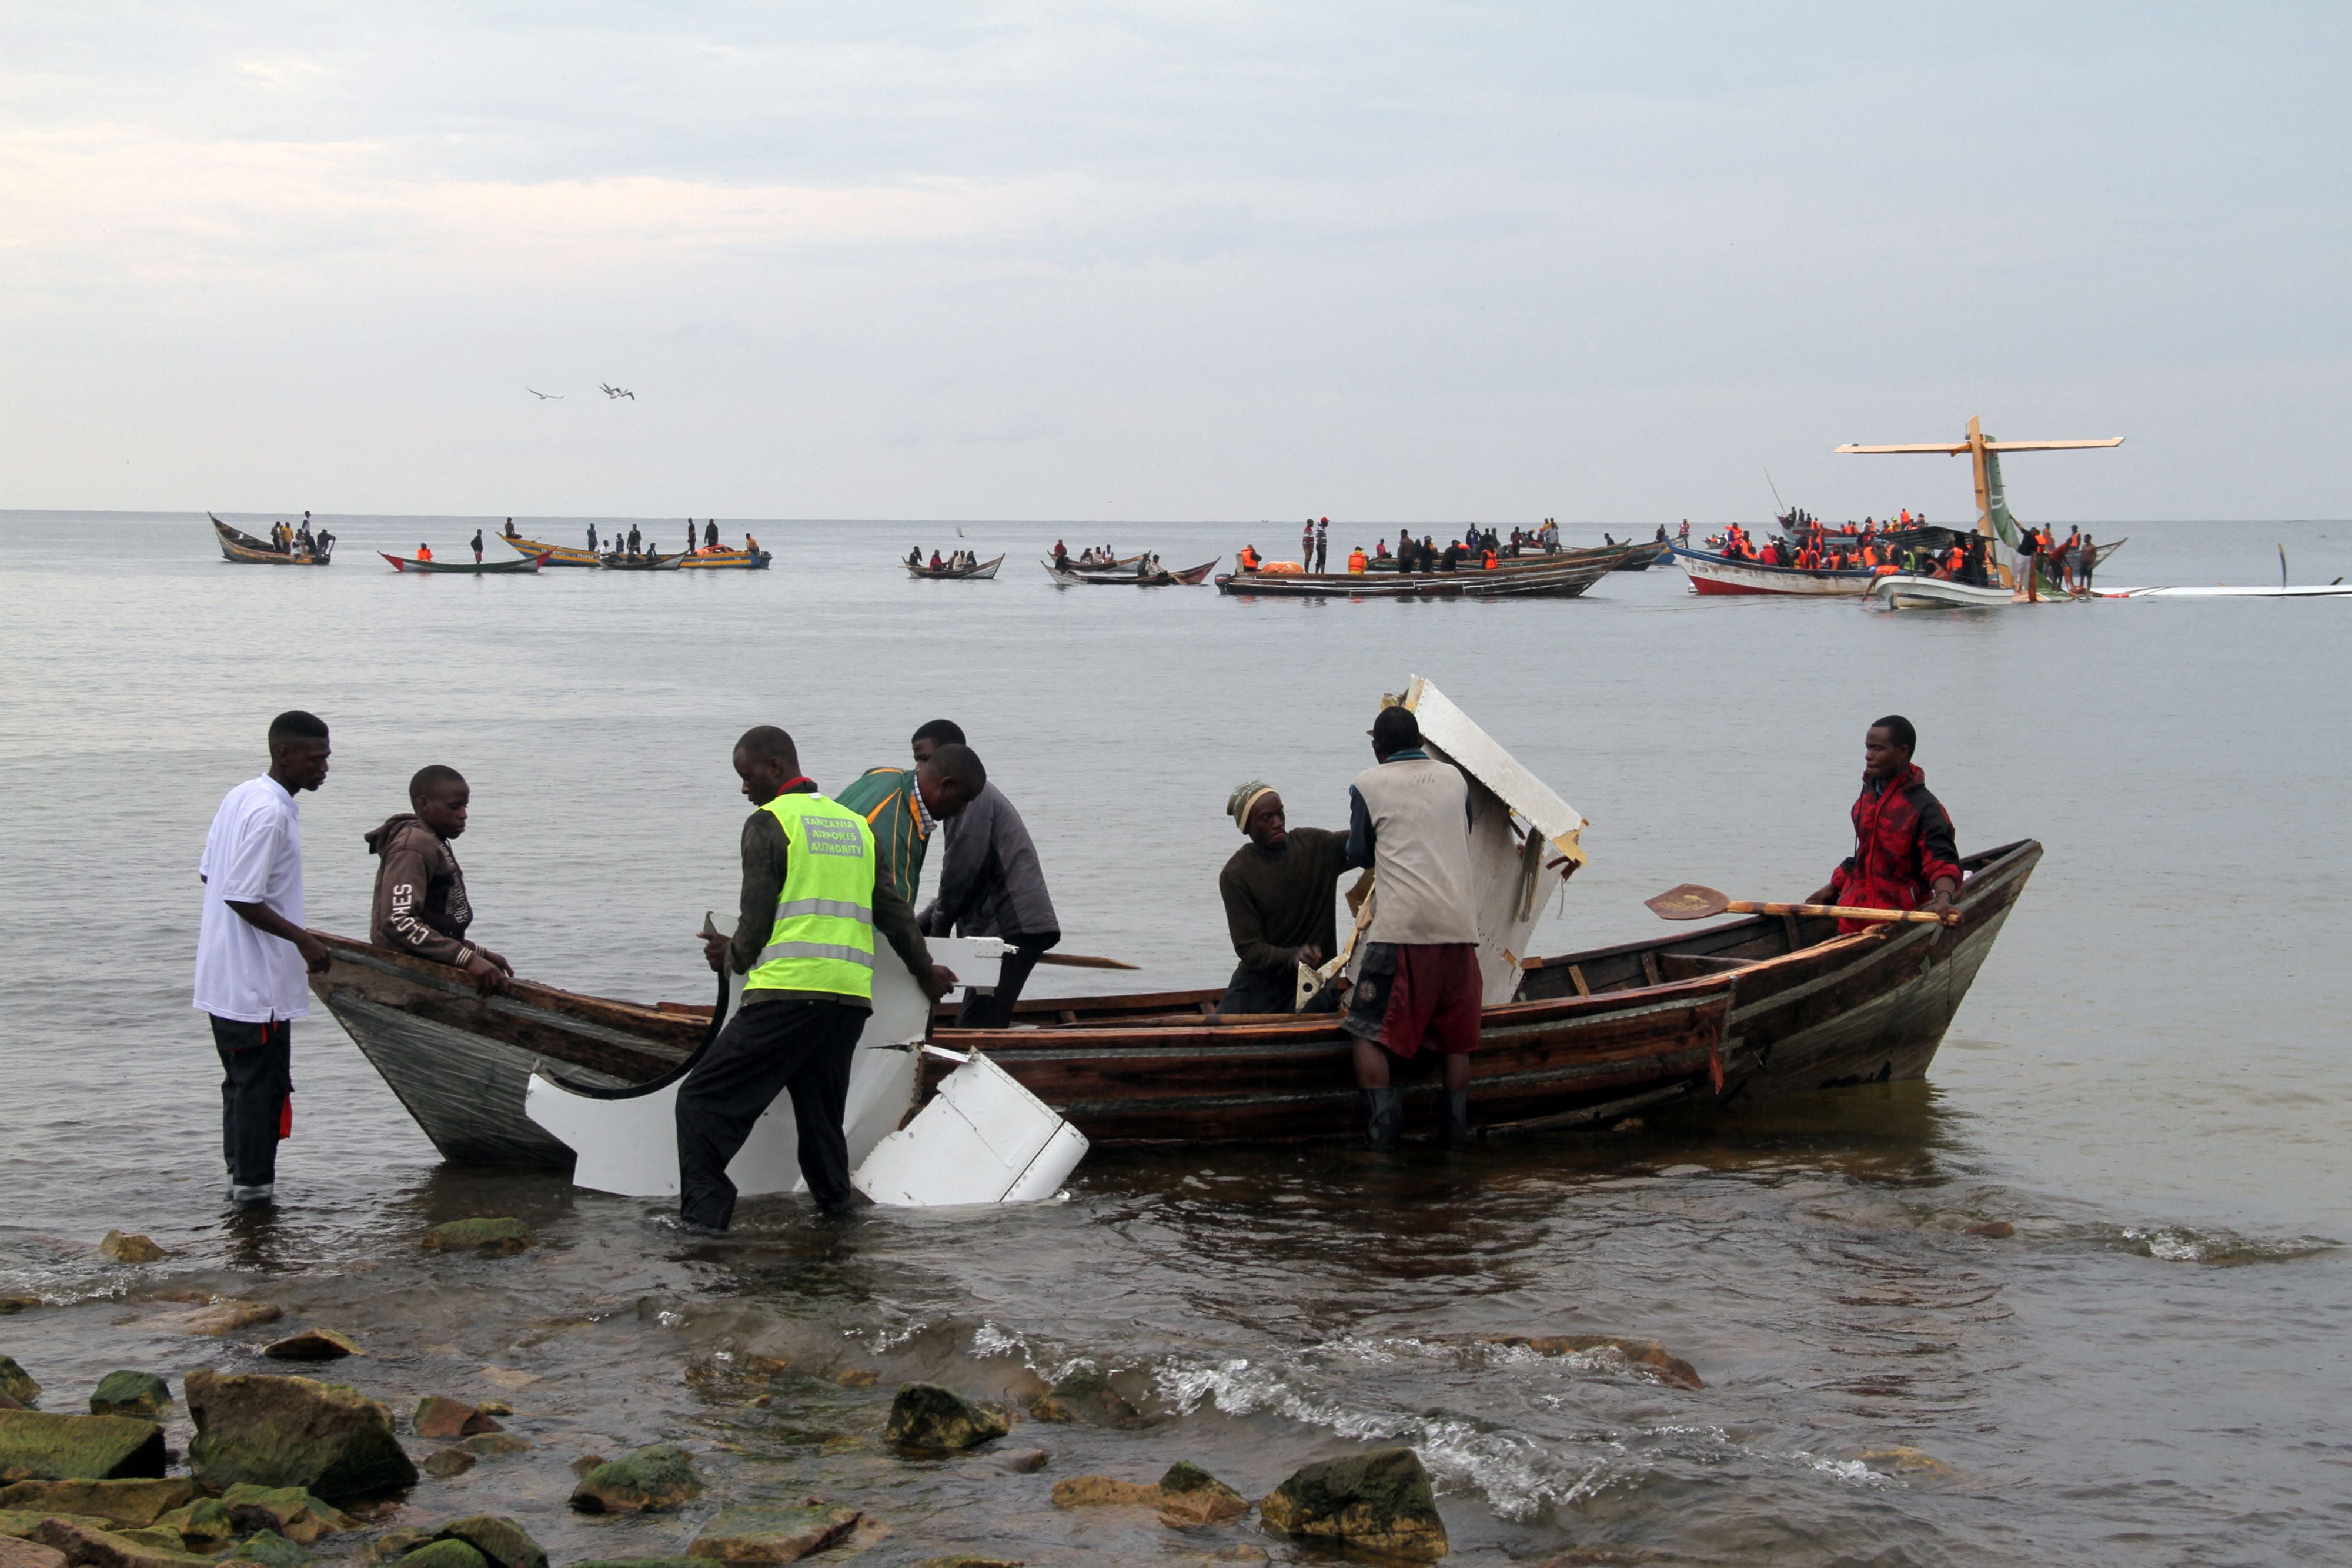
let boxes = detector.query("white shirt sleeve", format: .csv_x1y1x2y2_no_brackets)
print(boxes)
213,810,287,903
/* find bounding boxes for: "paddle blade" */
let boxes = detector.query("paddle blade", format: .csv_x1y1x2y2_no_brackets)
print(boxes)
1645,883,1730,921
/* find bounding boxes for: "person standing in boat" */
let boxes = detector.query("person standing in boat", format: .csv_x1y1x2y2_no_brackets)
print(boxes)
365,765,514,997
1216,782,1352,1015
586,522,599,553
1808,716,1962,935
193,711,333,1208
1341,704,1483,1150
683,725,953,1231
913,719,1062,1029
471,528,485,564
705,520,718,552
1315,520,1329,573
626,523,642,556
2076,531,2097,596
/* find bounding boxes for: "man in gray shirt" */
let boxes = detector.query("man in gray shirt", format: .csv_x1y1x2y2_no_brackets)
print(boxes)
911,718,1061,1028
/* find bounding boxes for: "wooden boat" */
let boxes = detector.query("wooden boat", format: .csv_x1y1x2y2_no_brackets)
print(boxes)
1045,557,1219,587
599,551,686,571
1050,552,1147,573
1218,547,1626,599
1609,540,1672,570
679,546,771,570
907,553,1005,580
303,840,2033,1164
382,551,545,574
500,533,603,567
1672,545,1877,597
212,515,332,565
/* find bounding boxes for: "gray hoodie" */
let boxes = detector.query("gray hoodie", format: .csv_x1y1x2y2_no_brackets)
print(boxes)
917,783,1059,941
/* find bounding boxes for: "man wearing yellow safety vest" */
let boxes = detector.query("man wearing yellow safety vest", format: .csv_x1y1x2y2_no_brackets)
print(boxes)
682,725,956,1230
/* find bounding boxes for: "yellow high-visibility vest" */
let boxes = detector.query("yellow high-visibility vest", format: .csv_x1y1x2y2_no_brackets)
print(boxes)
747,792,876,999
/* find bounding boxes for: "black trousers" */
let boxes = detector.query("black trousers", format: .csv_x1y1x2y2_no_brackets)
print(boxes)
955,933,1060,1028
209,1017,292,1187
675,998,867,1229
1214,962,1342,1017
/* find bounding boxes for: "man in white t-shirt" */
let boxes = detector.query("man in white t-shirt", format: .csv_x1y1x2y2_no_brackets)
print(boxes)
193,711,333,1206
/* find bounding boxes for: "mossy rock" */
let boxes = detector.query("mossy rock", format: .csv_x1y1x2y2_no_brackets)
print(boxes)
419,1221,534,1257
685,1505,861,1564
0,1480,193,1528
113,1527,189,1553
883,1385,1008,1454
217,1484,357,1544
1026,1368,1137,1427
96,1235,170,1266
230,1530,306,1568
1258,1447,1448,1561
0,1412,165,1483
361,1527,433,1563
88,1376,171,1422
570,1559,707,1568
262,1331,362,1364
0,1510,117,1540
432,1516,545,1568
410,1400,497,1443
1480,1334,1702,1390
184,1373,416,1500
566,1445,702,1514
29,1517,217,1568
418,1452,473,1480
0,1365,38,1411
393,1542,487,1568
152,1500,233,1553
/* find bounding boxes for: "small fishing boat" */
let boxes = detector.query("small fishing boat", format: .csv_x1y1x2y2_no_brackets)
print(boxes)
212,515,332,566
678,546,771,570
1050,552,1147,573
598,551,686,572
1865,573,2017,609
907,553,1005,580
381,551,546,574
1609,540,1673,571
499,533,602,567
1219,547,1626,599
1672,546,1877,597
1045,557,1220,587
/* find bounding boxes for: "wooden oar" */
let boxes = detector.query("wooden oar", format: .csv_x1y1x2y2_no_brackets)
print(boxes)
1033,951,1141,971
1645,883,1957,927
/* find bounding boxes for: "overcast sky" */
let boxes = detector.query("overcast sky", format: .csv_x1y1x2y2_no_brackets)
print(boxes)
3,4,2347,521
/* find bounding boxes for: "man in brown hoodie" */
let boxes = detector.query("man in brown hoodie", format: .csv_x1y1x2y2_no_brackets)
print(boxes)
366,765,514,995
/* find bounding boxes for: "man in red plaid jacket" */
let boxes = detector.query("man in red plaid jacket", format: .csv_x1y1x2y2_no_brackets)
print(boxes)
1809,715,1963,934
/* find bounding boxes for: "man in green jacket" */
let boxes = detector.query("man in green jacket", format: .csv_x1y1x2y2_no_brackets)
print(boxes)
833,741,987,906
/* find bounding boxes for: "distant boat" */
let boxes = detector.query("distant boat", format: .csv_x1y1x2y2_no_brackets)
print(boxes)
499,531,602,567
381,551,544,574
599,551,686,572
907,553,1005,580
212,515,331,566
678,546,771,570
1046,557,1220,587
1218,547,1625,599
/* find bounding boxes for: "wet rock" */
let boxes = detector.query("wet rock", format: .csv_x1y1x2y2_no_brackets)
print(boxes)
148,1503,230,1554
564,1456,604,1480
410,1400,498,1443
566,1445,702,1514
28,1519,213,1568
686,1504,861,1565
570,1559,704,1568
184,1372,417,1500
0,1413,166,1483
218,1484,358,1544
97,1534,178,1556
831,1370,877,1389
0,1304,38,1321
470,1403,511,1419
1026,1369,1137,1427
0,1399,19,1416
1258,1447,1448,1562
909,1559,1023,1568
0,1366,37,1410
1966,1221,2016,1239
0,1482,194,1529
419,1221,534,1258
172,1301,282,1338
450,1435,528,1460
263,1332,363,1363
884,1386,1008,1454
419,1452,473,1480
392,1542,486,1568
985,1449,1047,1475
0,1514,115,1542
1859,1446,1957,1479
86,1378,169,1422
229,1531,305,1568
0,1535,66,1568
433,1515,546,1568
1050,1464,1245,1527
361,1528,432,1563
95,1237,168,1268
1482,1335,1704,1391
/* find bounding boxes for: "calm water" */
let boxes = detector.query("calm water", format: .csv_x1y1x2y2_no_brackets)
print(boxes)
2,511,2347,1565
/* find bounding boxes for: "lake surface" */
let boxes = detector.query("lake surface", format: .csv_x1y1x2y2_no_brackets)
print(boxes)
2,510,2347,1565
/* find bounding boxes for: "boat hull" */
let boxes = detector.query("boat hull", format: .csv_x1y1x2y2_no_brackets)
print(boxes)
383,552,545,574
212,517,331,566
908,554,1005,579
1216,548,1624,599
679,550,771,569
501,535,602,567
1866,574,2014,609
1673,546,1873,597
1047,557,1218,586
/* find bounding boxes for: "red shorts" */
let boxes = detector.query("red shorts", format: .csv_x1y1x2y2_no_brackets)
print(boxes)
1343,941,1482,1058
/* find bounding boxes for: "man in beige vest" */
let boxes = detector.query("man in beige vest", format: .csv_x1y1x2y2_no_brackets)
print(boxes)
1341,705,1482,1149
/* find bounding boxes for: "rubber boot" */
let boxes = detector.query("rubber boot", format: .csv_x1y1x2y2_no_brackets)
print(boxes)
1361,1088,1403,1151
1444,1091,1472,1149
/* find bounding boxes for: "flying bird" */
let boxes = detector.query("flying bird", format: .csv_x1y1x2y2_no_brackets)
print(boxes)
600,382,636,400
526,387,564,400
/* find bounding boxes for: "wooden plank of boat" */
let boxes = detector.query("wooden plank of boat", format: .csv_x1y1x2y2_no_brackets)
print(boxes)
599,551,686,571
907,553,1006,579
1609,540,1672,570
212,515,332,566
1865,573,2016,609
1671,544,1874,597
382,551,546,573
1215,548,1624,599
500,533,603,567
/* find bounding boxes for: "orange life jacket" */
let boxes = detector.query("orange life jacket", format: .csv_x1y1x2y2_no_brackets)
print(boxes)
1482,550,1497,569
417,545,433,561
